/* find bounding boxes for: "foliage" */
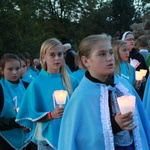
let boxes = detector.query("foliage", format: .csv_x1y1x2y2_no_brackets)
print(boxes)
0,0,149,58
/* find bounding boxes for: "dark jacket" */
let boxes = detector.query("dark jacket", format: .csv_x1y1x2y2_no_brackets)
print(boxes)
129,48,149,99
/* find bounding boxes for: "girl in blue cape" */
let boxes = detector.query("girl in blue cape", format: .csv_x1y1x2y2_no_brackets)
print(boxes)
16,38,78,150
58,34,150,150
143,75,150,120
0,53,32,150
113,40,136,85
21,52,39,83
71,52,86,84
113,40,141,92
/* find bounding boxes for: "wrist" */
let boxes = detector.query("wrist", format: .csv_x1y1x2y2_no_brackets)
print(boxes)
48,112,53,120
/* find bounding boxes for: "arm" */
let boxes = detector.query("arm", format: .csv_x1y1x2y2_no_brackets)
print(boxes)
0,117,21,131
37,106,64,122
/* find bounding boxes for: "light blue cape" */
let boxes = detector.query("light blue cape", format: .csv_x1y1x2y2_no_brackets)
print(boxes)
0,78,31,150
58,74,150,150
143,75,150,120
16,69,78,149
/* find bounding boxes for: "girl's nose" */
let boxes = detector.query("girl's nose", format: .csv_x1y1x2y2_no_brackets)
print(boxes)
107,54,113,61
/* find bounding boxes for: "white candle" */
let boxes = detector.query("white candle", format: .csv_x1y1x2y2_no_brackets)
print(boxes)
140,69,147,77
53,90,68,107
117,95,136,114
135,71,143,81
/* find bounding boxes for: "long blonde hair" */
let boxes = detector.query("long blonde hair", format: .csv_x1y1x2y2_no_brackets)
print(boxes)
40,38,73,94
112,40,131,75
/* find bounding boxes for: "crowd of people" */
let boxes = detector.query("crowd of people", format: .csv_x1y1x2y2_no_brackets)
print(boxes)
0,31,150,150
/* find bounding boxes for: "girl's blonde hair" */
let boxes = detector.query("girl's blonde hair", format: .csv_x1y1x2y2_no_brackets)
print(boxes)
78,33,112,69
112,40,131,75
40,38,73,94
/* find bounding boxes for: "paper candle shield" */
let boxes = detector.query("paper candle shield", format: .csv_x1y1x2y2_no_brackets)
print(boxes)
53,90,68,105
117,95,136,114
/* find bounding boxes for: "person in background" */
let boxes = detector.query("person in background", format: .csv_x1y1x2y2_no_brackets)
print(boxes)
121,31,149,99
18,54,28,80
71,51,86,84
135,36,150,68
16,38,78,150
33,58,42,71
112,40,141,92
0,53,35,150
113,40,136,85
63,42,78,72
21,52,39,83
58,34,150,150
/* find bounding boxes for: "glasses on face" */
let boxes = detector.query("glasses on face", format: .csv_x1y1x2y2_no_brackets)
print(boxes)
125,38,135,41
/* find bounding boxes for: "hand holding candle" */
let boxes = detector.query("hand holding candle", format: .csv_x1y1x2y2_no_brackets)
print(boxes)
53,90,68,107
117,95,136,114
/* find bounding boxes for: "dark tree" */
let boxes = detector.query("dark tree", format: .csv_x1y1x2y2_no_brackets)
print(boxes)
112,0,135,32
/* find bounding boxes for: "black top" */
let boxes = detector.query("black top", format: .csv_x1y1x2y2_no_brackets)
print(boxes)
65,49,78,72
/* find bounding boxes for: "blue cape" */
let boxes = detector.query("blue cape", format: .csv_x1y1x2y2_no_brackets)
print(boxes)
58,74,150,150
16,69,78,149
0,78,31,150
143,75,150,120
119,61,135,85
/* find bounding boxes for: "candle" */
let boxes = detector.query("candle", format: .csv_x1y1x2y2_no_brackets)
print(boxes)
53,90,68,107
135,71,143,81
140,69,147,77
117,95,136,114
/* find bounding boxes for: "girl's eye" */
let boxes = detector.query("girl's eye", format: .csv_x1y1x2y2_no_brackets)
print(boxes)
58,52,63,57
49,53,55,57
8,68,13,71
109,51,113,55
16,67,20,71
99,53,106,56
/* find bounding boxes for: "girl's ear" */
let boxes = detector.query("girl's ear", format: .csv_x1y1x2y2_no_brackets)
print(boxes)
81,56,90,68
41,54,45,63
0,67,3,75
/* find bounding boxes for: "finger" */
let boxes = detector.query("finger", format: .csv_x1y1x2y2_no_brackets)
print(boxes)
121,112,133,118
123,119,134,127
124,125,137,131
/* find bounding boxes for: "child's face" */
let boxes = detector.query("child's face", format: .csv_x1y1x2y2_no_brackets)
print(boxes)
83,40,114,82
119,43,129,61
42,45,64,73
20,60,27,78
3,59,21,83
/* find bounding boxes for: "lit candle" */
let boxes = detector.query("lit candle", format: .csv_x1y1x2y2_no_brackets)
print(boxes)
53,90,68,107
135,71,143,81
140,69,147,77
117,95,136,114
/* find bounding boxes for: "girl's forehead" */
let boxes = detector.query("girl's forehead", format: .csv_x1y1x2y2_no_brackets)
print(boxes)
6,59,19,63
48,45,63,52
5,59,20,66
93,40,112,50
